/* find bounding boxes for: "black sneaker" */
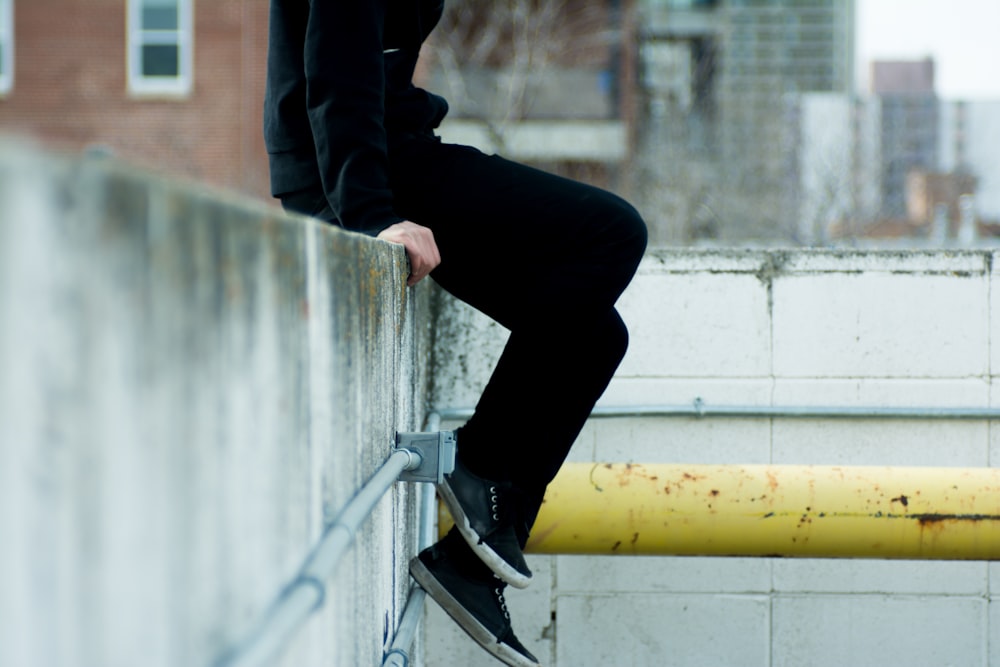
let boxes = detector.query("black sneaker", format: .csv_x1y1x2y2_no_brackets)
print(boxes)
438,456,533,588
410,543,541,667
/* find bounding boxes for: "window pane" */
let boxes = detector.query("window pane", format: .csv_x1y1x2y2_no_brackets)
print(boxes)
143,7,178,31
142,44,179,77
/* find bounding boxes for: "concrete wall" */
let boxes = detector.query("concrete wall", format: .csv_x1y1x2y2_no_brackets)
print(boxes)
428,248,1000,666
0,144,432,667
5,141,999,667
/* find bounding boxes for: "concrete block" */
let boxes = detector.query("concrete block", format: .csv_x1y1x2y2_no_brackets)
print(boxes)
772,595,986,667
588,415,771,465
772,379,990,466
590,378,773,463
567,421,600,463
556,555,771,594
991,562,1000,597
599,377,773,408
772,273,988,378
989,411,1000,468
991,597,1000,667
772,377,991,408
772,419,988,467
990,254,1000,375
616,272,770,378
781,249,989,275
557,593,770,667
639,249,771,275
773,560,988,596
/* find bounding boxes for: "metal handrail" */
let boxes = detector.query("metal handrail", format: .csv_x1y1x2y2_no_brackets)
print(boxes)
382,586,428,667
214,447,422,667
436,400,1000,422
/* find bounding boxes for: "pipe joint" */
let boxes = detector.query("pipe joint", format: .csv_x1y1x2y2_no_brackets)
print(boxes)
395,431,456,484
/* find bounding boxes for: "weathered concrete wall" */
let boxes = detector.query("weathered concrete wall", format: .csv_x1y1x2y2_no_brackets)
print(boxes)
0,144,432,667
428,248,1000,667
8,142,999,667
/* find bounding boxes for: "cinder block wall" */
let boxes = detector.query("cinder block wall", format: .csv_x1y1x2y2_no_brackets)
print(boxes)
0,144,432,667
428,249,1000,667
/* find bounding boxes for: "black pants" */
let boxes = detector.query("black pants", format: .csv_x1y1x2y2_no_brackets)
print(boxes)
283,133,647,545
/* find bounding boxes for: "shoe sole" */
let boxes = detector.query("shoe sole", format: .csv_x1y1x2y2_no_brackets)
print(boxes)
438,479,532,589
410,557,541,667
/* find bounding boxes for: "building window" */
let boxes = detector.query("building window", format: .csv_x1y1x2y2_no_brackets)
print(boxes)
127,0,192,96
0,0,13,95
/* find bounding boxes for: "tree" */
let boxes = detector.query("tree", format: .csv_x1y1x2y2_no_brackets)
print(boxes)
426,0,617,152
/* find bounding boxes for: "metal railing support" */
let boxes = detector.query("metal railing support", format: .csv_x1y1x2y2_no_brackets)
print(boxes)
436,462,1000,559
382,412,443,667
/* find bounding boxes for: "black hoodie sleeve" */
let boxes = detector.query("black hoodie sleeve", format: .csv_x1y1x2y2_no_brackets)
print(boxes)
265,0,403,236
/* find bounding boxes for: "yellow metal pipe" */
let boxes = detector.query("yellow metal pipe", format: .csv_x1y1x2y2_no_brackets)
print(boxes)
438,463,1000,559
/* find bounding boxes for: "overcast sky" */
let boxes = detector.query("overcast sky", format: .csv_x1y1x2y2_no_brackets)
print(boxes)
855,0,1000,99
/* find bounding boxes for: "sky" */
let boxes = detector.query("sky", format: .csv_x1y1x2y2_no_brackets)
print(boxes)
855,0,1000,99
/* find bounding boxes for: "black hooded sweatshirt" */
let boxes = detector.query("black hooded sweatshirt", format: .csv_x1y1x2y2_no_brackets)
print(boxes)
263,0,449,235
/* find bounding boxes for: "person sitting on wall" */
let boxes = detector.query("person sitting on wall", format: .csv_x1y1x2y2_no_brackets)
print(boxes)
263,2,647,665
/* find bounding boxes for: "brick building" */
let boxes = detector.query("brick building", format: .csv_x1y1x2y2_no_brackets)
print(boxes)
1,0,639,208
0,0,271,200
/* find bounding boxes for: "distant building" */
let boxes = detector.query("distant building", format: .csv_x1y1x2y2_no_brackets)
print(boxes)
905,170,977,233
871,58,935,95
939,100,1000,225
837,64,1000,244
870,58,939,220
0,0,270,201
636,0,856,243
795,93,855,243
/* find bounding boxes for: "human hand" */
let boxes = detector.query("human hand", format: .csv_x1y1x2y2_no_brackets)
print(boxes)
377,221,441,286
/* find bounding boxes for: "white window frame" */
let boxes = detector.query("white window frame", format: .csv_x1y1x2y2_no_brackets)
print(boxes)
0,0,13,96
127,0,193,97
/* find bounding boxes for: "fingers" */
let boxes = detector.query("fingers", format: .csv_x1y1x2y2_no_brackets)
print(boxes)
376,221,441,286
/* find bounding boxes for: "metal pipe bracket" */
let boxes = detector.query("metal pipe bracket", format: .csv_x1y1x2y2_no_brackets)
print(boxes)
394,431,456,484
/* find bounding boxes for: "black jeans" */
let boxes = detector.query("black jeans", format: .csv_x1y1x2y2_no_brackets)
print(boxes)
283,133,647,545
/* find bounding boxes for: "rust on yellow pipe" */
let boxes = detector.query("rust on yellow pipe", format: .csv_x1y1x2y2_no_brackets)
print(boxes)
438,463,1000,559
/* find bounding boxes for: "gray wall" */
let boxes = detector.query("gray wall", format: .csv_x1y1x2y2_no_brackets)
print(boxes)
7,141,999,667
0,144,433,667
428,248,1000,666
